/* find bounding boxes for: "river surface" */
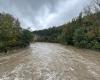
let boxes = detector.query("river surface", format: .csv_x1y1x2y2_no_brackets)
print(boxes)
0,42,100,80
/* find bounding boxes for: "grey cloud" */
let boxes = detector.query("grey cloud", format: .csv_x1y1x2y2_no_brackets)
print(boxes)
0,0,91,30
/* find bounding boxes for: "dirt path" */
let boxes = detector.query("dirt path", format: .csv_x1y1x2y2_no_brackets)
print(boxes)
0,42,100,80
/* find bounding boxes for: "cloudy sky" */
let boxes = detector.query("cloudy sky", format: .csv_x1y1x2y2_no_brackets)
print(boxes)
0,0,91,30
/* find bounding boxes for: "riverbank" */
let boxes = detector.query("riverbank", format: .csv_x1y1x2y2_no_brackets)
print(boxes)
0,47,29,57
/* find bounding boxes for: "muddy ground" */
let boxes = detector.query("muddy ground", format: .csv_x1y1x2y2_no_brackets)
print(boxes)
0,42,100,80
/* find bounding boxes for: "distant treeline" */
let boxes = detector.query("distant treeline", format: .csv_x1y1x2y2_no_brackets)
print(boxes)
33,5,100,50
0,13,33,52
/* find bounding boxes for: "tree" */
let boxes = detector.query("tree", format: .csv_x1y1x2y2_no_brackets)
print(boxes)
20,29,33,47
73,28,89,48
0,13,33,52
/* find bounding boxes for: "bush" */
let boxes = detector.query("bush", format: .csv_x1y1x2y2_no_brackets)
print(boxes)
73,28,88,48
91,40,100,49
19,29,33,48
0,13,33,52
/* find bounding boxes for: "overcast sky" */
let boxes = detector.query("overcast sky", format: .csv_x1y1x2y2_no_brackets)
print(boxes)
0,0,91,30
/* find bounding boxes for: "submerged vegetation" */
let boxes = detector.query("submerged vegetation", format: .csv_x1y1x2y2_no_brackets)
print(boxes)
33,1,100,50
0,13,33,52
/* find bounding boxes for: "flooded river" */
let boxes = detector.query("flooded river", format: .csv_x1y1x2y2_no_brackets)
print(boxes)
0,42,100,80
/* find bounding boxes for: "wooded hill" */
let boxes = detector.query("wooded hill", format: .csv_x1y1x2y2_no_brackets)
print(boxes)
33,8,100,50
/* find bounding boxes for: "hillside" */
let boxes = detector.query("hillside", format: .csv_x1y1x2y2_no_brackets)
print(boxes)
33,12,100,50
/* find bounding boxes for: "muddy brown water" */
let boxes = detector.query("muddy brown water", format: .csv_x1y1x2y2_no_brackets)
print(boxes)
0,42,100,80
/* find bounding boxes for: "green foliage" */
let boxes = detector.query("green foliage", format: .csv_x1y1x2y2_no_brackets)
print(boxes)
19,29,33,47
33,11,100,50
91,40,100,49
33,27,62,42
0,13,33,52
73,28,89,48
